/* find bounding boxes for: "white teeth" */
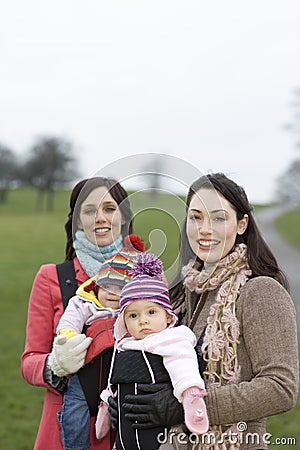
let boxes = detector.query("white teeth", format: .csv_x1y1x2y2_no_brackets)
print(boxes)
95,228,110,233
199,240,218,247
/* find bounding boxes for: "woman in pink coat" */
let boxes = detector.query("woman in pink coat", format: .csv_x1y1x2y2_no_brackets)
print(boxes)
21,176,134,450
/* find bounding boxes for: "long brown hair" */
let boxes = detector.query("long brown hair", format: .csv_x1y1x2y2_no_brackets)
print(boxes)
171,172,288,301
64,177,133,260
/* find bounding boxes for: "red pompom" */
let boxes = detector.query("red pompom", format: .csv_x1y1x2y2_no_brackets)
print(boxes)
124,234,145,252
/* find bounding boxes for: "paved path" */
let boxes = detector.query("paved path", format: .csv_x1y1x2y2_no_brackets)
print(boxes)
255,206,300,351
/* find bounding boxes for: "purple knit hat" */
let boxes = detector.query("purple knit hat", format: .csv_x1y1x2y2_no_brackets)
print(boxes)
114,252,178,340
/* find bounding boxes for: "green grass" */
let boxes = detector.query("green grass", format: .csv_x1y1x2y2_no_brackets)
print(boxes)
128,189,185,284
0,189,69,449
275,207,300,250
0,189,299,449
267,207,300,448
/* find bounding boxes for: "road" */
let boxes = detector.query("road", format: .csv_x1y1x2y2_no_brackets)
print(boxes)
254,206,300,351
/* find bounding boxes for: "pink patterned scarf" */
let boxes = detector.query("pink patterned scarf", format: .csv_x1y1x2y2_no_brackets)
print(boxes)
182,243,252,450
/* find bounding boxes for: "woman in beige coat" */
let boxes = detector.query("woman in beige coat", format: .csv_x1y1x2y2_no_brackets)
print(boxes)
169,172,299,450
119,172,299,450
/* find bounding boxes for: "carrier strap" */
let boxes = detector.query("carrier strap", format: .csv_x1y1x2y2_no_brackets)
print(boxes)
56,260,77,309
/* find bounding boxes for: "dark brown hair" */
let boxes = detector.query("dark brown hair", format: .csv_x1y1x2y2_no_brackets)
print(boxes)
65,177,133,260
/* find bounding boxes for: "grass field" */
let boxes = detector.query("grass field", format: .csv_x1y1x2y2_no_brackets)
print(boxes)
0,188,299,449
275,207,300,249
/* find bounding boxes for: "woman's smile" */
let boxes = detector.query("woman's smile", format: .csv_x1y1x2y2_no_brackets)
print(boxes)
197,239,220,250
94,227,111,235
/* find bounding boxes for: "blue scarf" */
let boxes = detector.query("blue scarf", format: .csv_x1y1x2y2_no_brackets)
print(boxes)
73,230,123,277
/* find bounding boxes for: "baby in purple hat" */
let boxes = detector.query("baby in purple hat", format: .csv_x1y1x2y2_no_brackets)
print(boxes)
97,253,208,449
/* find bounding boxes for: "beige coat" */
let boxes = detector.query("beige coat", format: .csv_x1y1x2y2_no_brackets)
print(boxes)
162,276,299,450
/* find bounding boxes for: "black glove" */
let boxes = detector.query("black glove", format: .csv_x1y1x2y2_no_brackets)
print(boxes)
122,383,184,429
107,395,118,430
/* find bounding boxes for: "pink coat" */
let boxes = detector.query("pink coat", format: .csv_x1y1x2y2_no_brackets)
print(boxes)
21,257,115,450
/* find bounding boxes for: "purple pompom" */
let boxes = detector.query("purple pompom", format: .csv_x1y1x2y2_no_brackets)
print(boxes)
130,252,163,279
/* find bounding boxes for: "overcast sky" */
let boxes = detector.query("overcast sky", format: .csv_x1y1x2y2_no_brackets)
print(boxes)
1,0,300,203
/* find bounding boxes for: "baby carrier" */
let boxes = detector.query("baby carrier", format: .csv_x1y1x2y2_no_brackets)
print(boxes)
110,350,172,450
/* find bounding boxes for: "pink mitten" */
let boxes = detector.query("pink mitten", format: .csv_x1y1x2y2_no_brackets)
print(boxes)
95,401,111,440
182,386,209,434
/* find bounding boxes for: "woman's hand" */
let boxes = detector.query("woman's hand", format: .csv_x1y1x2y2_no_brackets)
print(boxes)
122,383,184,429
48,334,92,376
107,395,118,429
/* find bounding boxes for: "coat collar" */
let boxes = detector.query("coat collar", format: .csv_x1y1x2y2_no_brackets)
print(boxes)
73,256,90,285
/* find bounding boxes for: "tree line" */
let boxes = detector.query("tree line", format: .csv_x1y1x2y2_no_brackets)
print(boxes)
0,136,79,210
1,113,300,208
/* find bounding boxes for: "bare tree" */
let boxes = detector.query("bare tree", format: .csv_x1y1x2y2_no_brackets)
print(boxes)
275,159,300,205
285,87,300,148
23,136,79,211
275,88,300,204
0,143,18,203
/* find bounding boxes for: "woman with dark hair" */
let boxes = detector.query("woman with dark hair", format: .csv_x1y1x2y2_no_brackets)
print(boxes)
176,172,288,288
117,173,298,450
21,177,135,450
65,177,133,261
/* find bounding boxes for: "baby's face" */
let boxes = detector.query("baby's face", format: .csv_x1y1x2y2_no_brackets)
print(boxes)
97,283,122,309
124,300,172,340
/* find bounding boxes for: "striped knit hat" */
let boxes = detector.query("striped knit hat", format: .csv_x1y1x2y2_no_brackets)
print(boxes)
96,235,145,289
96,251,135,288
114,252,178,340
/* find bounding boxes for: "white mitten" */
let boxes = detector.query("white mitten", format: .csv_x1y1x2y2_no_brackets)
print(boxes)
48,334,92,377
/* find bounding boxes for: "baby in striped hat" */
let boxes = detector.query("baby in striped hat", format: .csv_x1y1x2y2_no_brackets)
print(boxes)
97,253,209,446
55,236,145,343
50,235,145,450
